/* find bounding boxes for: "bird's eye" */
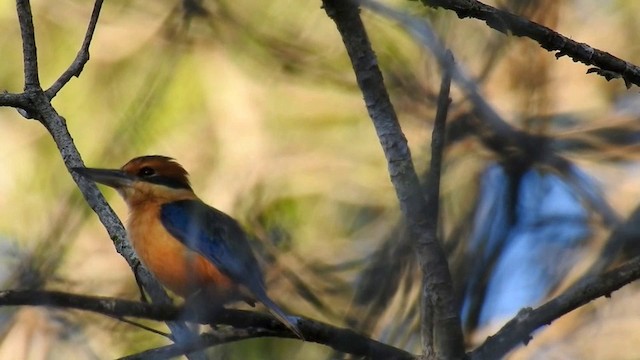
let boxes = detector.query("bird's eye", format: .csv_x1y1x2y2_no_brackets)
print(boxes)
138,167,156,177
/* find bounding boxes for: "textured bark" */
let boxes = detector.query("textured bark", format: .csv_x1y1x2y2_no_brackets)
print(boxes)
322,1,465,358
421,0,640,88
0,290,415,360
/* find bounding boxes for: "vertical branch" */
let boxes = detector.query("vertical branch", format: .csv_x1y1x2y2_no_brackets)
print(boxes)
16,0,40,90
425,52,452,214
420,51,453,357
322,0,464,358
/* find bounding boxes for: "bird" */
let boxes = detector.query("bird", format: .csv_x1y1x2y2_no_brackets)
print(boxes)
73,155,303,338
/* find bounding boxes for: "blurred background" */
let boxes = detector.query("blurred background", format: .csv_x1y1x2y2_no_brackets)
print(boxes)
1,0,640,358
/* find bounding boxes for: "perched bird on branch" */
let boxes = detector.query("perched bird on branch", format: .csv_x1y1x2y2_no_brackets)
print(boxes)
73,155,303,338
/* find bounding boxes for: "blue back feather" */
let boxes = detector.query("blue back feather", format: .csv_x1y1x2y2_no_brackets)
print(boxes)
160,200,266,294
161,199,303,338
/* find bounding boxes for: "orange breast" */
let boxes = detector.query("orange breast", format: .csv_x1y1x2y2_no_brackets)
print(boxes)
127,203,237,301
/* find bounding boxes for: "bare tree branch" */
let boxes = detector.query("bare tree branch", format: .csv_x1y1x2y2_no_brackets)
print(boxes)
45,0,104,99
426,58,452,206
322,1,464,358
0,92,30,109
16,0,40,90
362,2,640,358
470,254,640,359
0,290,416,360
9,0,203,355
27,88,202,352
420,51,453,358
418,0,640,88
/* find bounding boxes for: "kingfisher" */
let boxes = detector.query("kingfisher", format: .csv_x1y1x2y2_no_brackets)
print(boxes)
73,155,302,338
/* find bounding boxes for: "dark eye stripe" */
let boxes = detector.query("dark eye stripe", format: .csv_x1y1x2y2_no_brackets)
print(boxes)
147,176,192,190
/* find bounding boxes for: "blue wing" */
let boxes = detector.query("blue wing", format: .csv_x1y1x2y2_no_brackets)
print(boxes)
160,199,266,293
162,200,304,338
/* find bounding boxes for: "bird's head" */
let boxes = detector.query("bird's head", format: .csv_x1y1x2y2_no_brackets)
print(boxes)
73,155,195,206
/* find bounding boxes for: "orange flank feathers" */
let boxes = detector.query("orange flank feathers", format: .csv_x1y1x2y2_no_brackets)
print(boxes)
127,201,238,301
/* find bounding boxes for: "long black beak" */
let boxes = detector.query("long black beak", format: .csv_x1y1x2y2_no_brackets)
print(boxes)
72,167,135,189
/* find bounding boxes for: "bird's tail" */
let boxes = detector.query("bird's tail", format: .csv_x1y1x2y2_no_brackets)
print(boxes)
256,292,304,340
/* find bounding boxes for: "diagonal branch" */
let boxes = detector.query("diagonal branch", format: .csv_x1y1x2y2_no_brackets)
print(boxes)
0,290,416,360
10,0,202,356
45,0,104,99
322,1,464,358
27,91,202,352
469,254,640,359
420,0,640,88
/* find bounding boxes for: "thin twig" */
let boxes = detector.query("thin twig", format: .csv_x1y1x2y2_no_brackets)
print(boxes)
322,1,464,358
419,51,453,358
420,0,640,88
45,0,104,99
15,0,40,90
425,52,452,214
115,317,173,339
469,254,640,359
0,289,416,360
118,331,269,360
